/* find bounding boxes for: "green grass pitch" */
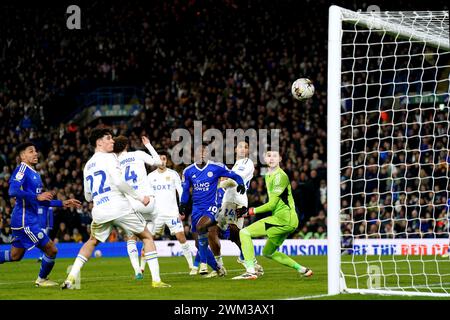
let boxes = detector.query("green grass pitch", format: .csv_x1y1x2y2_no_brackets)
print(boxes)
1,255,450,300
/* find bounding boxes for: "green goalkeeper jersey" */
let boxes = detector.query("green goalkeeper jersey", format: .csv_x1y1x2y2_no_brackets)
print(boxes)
254,167,298,228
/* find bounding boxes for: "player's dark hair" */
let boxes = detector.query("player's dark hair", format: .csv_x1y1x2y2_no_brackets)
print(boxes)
113,135,129,153
88,128,113,148
16,142,35,155
157,149,170,158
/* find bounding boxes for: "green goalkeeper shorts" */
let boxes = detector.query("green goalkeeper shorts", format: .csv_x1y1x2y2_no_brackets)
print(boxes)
245,215,297,247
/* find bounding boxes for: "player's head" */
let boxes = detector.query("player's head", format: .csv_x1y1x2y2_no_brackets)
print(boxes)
194,142,209,163
113,135,129,154
157,150,169,169
235,139,249,159
264,147,282,169
16,142,38,165
89,128,114,152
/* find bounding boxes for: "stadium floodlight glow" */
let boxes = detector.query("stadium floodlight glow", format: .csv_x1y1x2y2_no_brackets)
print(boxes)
327,5,450,297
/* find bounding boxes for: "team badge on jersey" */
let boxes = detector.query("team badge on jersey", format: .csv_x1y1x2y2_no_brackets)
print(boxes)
207,171,213,177
15,172,24,181
37,232,44,239
166,176,171,181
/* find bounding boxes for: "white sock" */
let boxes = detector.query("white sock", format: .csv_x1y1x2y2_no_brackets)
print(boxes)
127,240,141,275
69,254,88,279
144,251,161,282
215,255,224,268
181,242,194,268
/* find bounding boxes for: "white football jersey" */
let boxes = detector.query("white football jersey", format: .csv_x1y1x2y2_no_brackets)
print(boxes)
118,150,158,196
83,152,142,224
222,158,254,206
148,168,182,217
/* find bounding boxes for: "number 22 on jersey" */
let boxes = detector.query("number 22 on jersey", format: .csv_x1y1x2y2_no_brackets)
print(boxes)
86,170,111,198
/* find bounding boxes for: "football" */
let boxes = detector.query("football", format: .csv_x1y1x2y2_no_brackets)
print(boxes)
291,78,315,100
94,250,102,258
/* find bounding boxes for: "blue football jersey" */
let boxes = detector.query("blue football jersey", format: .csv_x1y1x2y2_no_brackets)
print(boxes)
9,163,62,229
180,161,244,209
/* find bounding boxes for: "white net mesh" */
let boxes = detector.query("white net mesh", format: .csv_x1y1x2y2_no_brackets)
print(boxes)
339,9,450,295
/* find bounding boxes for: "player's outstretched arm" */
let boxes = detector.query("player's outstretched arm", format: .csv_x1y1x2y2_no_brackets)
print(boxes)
253,173,289,214
62,199,83,208
141,136,162,166
216,165,245,193
39,191,82,208
218,178,237,189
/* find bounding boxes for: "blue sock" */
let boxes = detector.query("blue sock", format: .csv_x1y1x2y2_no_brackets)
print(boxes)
198,233,209,264
38,254,56,279
0,250,12,264
193,252,200,268
239,250,245,261
206,248,218,270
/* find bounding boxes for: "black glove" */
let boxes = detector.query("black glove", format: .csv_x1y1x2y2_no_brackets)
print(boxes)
236,184,246,194
236,206,248,218
179,203,187,216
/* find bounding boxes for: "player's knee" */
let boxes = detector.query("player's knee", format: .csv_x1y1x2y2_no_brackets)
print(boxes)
140,229,154,241
176,233,186,243
49,245,58,257
87,237,100,248
10,251,24,261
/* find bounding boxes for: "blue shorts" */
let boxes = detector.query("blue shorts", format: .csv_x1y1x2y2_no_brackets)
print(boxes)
11,224,51,250
191,205,218,233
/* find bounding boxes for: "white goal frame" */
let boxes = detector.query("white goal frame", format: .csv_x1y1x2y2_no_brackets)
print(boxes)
327,5,450,297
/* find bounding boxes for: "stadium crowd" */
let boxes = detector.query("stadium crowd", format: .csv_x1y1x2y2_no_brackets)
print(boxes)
1,0,447,245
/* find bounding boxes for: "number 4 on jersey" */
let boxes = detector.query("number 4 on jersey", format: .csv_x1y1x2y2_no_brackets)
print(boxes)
125,165,137,183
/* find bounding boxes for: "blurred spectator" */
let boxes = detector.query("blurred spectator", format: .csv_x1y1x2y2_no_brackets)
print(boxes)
293,225,313,239
313,225,327,239
72,228,83,243
0,225,12,244
55,222,69,243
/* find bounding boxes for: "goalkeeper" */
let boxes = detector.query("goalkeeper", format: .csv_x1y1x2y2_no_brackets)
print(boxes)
232,148,313,280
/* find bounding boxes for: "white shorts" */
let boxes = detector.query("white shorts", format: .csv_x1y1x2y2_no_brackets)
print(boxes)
148,216,184,236
127,196,156,221
216,202,245,230
91,211,147,242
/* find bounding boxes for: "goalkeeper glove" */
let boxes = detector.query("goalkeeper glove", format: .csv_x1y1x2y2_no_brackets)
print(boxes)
236,206,248,218
236,207,255,218
236,184,246,194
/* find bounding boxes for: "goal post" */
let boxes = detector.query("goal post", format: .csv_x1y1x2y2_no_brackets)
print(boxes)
327,5,450,297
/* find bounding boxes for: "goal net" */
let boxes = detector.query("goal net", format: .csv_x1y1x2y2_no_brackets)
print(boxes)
327,6,450,296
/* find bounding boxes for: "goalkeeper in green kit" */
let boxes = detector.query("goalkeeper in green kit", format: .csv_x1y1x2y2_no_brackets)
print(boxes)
232,148,313,280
